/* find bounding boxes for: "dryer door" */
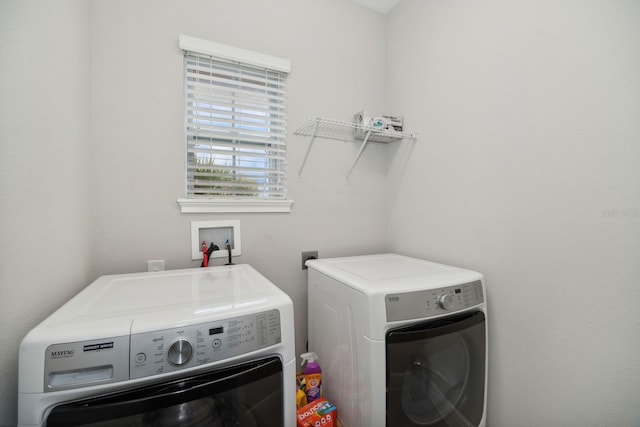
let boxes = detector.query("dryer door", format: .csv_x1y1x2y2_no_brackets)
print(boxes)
46,356,283,427
386,311,486,427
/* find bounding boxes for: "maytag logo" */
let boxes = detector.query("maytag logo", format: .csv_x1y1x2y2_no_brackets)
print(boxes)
387,296,400,302
50,350,74,359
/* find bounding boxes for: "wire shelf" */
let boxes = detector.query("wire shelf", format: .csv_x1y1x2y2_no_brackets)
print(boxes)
294,116,416,144
294,116,418,182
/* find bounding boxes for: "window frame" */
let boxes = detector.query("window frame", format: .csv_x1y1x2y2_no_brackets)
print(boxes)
177,35,293,213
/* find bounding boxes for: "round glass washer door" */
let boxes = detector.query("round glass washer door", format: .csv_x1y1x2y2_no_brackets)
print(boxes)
400,333,470,425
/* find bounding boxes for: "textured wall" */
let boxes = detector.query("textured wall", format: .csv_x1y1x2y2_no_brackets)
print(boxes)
0,0,92,423
387,0,640,425
1,0,391,424
89,0,390,379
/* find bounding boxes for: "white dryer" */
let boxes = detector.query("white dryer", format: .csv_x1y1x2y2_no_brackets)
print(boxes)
19,264,296,426
307,254,487,427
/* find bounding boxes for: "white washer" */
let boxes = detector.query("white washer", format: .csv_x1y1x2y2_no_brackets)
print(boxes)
307,253,488,427
19,264,296,427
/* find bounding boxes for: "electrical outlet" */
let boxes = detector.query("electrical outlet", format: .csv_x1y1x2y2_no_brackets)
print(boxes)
147,260,165,272
301,251,318,270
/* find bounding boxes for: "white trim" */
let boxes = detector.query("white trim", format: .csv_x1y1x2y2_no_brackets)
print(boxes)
179,34,291,74
178,198,294,213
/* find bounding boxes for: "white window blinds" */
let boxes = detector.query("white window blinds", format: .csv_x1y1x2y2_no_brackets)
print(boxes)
182,42,289,200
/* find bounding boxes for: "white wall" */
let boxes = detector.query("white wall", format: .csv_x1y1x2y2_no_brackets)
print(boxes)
0,0,389,424
0,0,92,423
89,0,390,379
387,0,640,425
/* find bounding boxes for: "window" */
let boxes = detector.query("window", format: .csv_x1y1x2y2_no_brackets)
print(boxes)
177,35,293,213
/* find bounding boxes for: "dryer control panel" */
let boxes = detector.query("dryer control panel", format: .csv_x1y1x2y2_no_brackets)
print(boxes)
130,309,282,379
385,280,483,322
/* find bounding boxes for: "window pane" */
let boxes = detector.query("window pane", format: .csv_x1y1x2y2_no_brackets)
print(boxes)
184,52,288,199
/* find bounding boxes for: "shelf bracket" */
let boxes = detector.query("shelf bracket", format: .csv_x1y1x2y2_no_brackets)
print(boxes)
297,118,320,181
345,129,373,184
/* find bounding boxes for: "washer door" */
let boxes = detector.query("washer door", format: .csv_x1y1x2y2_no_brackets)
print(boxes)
386,311,486,427
143,396,257,427
46,356,281,427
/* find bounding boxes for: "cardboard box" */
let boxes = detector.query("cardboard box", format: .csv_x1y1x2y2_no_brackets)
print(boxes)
353,110,403,132
296,398,338,427
353,110,404,143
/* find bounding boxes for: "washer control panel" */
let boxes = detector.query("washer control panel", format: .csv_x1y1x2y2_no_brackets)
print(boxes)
130,308,282,379
385,280,483,322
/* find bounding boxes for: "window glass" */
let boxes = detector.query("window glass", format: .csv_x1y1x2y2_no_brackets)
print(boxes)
184,53,288,200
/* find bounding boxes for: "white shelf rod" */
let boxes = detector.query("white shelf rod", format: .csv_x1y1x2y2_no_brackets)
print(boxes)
345,129,373,184
297,118,320,181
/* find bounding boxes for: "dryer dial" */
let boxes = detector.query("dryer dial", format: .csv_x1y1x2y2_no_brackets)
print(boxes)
167,338,193,366
438,294,453,310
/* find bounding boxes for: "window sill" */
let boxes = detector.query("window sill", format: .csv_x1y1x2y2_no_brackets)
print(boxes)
177,198,294,213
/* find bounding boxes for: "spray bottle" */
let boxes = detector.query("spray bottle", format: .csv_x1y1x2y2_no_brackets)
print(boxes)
300,352,322,403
